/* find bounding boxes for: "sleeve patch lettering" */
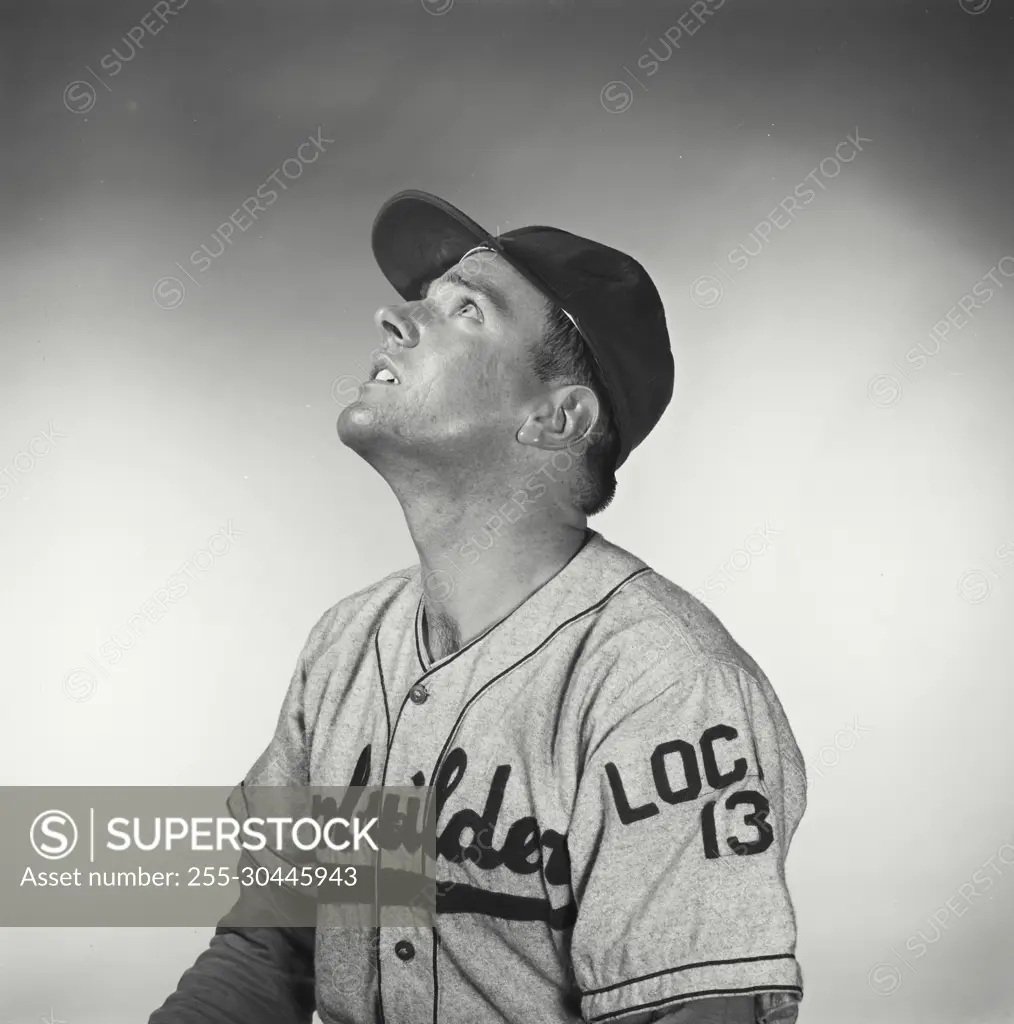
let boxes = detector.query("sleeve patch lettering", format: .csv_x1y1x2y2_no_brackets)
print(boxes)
605,723,774,860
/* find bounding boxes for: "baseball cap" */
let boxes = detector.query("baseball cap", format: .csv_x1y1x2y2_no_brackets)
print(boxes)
370,189,674,469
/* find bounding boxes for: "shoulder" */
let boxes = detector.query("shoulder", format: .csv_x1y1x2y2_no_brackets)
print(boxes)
580,559,765,682
573,554,799,758
299,563,419,670
287,564,419,738
570,552,806,832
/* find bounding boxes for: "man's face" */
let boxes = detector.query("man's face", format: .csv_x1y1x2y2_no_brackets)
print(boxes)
337,250,551,474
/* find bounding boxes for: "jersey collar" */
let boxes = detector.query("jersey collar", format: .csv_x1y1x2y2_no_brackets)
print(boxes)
411,529,649,676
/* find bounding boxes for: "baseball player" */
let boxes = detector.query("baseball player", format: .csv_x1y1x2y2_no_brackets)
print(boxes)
150,190,806,1024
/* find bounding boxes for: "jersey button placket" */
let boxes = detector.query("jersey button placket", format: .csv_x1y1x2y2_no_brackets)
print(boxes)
409,682,429,704
380,929,433,1023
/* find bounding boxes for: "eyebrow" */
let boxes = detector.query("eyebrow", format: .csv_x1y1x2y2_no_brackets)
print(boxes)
423,268,513,319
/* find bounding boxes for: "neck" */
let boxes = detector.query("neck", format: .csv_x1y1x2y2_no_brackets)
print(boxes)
393,475,589,661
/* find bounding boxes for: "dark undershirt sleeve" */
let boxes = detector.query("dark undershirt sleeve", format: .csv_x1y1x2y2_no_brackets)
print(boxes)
148,851,317,1024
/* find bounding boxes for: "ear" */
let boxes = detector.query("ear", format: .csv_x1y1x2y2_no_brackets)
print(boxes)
516,385,600,452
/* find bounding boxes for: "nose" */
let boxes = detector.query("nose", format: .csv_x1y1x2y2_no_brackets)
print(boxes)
373,302,421,350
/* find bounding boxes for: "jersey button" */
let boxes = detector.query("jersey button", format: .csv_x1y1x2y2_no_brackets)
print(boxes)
409,683,429,704
394,940,415,962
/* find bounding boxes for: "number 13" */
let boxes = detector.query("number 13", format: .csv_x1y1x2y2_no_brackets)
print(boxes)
700,789,773,858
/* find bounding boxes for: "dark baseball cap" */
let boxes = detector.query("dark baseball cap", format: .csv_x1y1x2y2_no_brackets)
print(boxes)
371,189,673,469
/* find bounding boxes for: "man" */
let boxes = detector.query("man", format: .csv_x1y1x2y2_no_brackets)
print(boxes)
150,190,806,1024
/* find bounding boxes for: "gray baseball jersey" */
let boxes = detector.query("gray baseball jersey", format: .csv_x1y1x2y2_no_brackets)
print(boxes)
244,530,806,1023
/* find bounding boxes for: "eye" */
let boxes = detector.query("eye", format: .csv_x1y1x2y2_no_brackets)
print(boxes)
457,299,483,321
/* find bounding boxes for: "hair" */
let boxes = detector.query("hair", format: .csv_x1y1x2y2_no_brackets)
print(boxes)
530,302,622,516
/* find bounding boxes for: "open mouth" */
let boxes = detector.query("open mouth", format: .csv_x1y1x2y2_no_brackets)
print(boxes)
369,366,401,385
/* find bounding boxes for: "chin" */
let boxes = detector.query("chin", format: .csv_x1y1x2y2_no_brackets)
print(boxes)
336,403,414,466
336,404,384,453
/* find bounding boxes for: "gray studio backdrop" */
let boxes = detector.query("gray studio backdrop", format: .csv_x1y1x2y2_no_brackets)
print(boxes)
2,0,1013,1022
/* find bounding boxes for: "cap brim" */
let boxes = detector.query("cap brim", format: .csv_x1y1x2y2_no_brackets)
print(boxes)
371,190,501,301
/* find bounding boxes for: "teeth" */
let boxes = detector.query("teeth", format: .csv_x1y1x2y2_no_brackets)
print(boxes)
375,368,398,383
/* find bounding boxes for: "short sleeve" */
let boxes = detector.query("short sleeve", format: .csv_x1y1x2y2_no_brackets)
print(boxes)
225,606,341,885
568,657,806,1024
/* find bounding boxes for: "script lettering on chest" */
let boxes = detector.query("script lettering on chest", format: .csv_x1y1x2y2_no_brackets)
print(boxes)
434,747,570,886
308,743,577,926
310,744,427,855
